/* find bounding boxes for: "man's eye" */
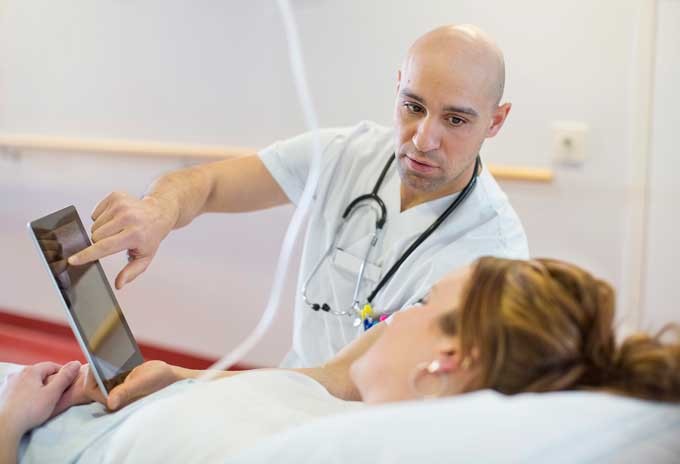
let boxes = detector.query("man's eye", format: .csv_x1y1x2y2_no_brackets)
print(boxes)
448,116,465,126
404,103,424,114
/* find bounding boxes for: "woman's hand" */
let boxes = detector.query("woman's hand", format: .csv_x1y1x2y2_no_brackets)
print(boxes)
0,361,81,438
103,360,183,411
50,360,197,412
48,364,104,418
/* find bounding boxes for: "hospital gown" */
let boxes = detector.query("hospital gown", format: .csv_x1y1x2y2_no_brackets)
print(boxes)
3,364,363,463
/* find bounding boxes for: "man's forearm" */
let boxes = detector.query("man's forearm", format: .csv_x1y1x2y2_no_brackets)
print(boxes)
144,165,213,231
144,154,288,230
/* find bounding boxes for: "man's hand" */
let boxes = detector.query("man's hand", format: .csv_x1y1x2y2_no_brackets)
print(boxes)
68,193,178,289
0,361,81,436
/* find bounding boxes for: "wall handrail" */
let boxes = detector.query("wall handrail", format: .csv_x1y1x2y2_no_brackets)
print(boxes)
0,134,554,182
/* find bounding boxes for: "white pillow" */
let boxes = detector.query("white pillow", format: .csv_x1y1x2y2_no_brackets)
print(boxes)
229,389,680,464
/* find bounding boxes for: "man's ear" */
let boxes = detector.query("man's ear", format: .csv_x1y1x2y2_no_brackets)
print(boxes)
486,102,512,138
396,69,402,94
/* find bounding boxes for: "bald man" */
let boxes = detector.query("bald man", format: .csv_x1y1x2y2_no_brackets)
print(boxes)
69,25,528,370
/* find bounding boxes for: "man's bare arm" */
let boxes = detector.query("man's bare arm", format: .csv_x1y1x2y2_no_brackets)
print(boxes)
153,153,289,228
68,153,289,287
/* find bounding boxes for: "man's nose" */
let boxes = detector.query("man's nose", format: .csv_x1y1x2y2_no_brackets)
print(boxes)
412,117,441,153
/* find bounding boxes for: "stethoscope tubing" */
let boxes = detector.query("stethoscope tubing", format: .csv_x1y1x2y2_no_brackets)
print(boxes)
365,155,481,304
302,152,480,318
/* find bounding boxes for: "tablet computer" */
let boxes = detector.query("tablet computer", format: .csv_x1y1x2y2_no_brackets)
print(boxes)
27,205,144,397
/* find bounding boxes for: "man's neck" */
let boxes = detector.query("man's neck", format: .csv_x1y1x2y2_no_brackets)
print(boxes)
400,184,449,212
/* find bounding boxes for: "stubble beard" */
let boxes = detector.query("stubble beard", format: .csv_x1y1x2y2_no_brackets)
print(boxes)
396,155,446,194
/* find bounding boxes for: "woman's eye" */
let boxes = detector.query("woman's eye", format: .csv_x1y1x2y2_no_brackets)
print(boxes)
414,294,429,306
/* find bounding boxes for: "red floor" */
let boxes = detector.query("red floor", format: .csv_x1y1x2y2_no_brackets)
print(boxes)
0,309,248,370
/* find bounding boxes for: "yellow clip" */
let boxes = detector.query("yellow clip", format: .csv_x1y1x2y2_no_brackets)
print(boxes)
360,303,373,321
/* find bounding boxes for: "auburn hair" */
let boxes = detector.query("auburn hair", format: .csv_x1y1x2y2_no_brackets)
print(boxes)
440,257,680,402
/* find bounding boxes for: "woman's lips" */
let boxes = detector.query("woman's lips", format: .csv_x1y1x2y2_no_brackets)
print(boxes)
404,155,437,174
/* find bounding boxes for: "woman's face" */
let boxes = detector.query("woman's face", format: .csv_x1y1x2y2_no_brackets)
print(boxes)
350,266,472,403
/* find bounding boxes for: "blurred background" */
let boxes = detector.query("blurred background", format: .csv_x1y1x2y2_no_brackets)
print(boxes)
0,0,677,366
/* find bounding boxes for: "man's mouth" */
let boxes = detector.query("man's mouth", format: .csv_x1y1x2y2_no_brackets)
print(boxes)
404,154,438,173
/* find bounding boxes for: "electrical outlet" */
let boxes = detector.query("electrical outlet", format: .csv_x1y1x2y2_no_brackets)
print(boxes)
552,121,588,165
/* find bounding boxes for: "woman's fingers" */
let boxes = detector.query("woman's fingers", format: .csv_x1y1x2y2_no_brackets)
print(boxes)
3,361,83,433
43,361,81,394
49,364,94,418
27,362,62,382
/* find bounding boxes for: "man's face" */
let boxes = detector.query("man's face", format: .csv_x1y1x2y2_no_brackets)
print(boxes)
393,50,504,198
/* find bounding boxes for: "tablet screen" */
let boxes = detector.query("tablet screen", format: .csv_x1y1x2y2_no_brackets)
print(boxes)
29,205,143,391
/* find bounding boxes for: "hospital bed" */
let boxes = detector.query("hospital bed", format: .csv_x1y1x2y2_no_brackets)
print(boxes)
4,362,679,463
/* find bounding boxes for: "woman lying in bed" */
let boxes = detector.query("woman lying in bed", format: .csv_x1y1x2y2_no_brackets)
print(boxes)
2,257,679,462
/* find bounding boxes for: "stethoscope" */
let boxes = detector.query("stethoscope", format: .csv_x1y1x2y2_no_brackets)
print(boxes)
301,152,481,330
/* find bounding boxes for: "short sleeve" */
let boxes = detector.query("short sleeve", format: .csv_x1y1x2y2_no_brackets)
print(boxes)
258,129,343,205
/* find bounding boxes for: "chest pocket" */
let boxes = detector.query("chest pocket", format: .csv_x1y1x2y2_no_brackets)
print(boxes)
331,246,382,283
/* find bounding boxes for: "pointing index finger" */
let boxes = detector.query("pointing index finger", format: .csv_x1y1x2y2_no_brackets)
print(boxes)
68,233,131,266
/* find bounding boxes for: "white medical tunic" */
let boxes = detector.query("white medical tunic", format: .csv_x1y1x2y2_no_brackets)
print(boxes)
259,121,529,368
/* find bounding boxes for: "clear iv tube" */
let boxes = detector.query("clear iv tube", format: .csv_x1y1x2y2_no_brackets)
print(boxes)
200,0,322,379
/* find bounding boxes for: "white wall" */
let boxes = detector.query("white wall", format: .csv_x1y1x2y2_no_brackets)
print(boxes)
0,0,673,365
641,0,680,332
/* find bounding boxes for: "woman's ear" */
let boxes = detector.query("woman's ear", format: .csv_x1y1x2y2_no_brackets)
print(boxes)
436,353,457,372
435,334,480,373
435,336,467,372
